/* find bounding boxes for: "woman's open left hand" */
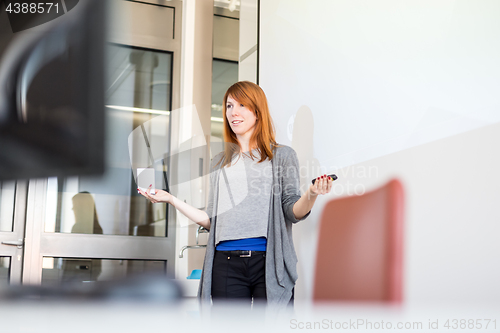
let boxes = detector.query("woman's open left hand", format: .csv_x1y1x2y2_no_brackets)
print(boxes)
309,174,333,196
137,185,173,204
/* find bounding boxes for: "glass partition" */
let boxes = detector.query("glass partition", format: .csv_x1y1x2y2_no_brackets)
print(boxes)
0,257,10,285
44,45,173,237
0,182,16,232
211,59,238,140
41,257,166,286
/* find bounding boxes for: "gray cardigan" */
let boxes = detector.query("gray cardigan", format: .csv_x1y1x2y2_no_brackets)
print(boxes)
198,145,310,308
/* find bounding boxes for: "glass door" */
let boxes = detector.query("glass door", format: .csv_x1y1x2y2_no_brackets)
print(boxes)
21,0,183,286
0,181,28,285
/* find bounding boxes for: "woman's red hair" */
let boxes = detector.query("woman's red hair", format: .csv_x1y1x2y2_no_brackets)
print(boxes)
218,81,278,167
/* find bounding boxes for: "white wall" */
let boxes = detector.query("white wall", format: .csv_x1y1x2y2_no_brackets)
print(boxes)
293,122,500,305
260,1,500,305
261,0,500,168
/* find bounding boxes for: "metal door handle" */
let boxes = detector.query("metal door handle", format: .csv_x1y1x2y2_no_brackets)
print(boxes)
1,239,24,249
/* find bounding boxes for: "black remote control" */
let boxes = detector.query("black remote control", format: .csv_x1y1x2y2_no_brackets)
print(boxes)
311,174,338,185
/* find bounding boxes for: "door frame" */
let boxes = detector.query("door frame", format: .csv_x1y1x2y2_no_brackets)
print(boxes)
21,0,183,285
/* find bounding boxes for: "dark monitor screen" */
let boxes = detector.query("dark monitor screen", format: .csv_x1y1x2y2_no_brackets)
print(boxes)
0,0,105,180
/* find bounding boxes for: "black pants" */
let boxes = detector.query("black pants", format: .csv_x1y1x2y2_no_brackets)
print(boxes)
211,251,267,304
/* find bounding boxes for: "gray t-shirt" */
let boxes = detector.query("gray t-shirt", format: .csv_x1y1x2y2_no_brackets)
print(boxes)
215,150,272,245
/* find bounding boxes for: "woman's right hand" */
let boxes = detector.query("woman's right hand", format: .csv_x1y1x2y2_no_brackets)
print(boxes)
138,185,211,229
138,185,173,204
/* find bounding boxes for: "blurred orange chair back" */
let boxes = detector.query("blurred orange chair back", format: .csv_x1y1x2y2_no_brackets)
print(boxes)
313,179,404,303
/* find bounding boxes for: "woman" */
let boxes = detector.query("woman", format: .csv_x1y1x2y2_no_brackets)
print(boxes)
139,81,332,307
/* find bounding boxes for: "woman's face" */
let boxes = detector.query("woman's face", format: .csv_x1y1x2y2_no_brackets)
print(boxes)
226,95,257,142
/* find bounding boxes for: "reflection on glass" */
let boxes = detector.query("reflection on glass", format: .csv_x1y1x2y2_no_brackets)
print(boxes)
71,192,103,234
0,182,16,232
211,59,238,140
41,257,166,286
128,114,170,190
0,257,10,285
44,44,172,237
